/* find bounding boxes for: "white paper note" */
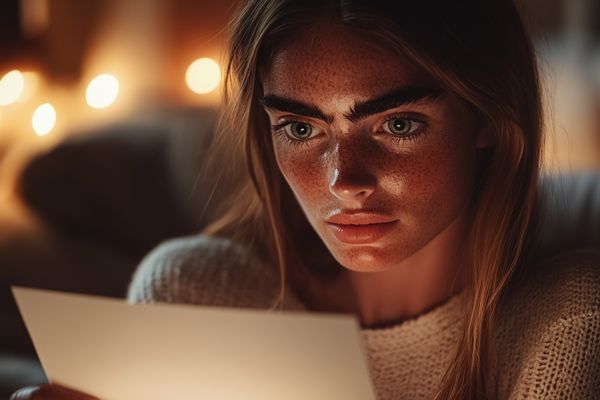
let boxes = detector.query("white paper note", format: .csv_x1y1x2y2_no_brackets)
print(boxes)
12,286,376,400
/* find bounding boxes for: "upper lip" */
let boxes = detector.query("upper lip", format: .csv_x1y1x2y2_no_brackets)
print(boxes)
325,211,397,225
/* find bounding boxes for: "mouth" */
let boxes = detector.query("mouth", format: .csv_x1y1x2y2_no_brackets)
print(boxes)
325,213,398,245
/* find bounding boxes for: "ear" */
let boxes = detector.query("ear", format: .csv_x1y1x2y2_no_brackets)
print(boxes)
474,125,494,149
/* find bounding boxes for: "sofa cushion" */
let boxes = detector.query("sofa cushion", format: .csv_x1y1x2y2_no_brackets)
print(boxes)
18,106,217,258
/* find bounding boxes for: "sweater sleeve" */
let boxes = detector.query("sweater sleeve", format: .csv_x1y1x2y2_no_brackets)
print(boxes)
126,235,286,309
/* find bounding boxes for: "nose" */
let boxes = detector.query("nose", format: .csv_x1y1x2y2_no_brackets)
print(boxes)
328,140,376,203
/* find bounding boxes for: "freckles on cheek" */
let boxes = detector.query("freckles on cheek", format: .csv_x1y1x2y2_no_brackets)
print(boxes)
274,146,326,204
385,141,473,223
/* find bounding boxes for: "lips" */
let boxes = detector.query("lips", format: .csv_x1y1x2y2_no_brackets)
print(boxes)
325,212,398,244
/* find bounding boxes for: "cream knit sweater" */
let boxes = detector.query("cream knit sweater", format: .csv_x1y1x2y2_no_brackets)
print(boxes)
127,235,600,400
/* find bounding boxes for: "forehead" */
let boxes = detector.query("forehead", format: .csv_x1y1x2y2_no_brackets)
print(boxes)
261,23,428,105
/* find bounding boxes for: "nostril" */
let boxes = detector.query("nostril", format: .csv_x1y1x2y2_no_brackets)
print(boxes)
328,166,376,202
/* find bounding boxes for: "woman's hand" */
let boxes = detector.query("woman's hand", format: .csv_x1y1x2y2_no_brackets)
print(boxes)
10,384,99,400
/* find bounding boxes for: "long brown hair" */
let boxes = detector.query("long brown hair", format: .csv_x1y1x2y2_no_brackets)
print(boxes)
202,0,543,398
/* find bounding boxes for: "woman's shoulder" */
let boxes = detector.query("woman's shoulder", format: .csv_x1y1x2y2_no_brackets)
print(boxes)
126,234,297,309
501,249,600,329
495,250,600,398
518,249,598,310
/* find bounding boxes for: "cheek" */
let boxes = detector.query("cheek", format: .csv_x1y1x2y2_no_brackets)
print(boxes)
341,137,477,269
383,133,477,229
273,143,328,210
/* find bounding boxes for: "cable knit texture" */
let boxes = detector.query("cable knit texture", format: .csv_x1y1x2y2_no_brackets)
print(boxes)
127,235,600,400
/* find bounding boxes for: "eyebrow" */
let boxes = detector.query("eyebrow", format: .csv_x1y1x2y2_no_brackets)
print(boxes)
259,86,443,124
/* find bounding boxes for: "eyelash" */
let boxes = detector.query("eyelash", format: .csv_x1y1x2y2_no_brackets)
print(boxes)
379,114,427,144
271,122,315,148
270,114,427,148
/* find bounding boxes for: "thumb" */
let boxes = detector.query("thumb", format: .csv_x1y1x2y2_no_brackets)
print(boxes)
10,384,100,400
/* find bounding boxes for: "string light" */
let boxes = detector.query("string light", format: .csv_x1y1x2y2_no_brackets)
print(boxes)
32,103,56,136
86,74,119,109
0,70,25,106
185,57,221,94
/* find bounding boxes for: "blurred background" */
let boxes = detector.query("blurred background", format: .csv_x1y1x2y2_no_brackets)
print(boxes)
0,0,599,396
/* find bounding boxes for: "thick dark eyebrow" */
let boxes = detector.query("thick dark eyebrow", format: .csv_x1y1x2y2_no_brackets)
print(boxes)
259,86,443,125
345,86,443,123
259,95,334,124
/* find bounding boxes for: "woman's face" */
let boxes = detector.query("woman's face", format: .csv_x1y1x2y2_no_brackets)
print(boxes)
261,23,485,272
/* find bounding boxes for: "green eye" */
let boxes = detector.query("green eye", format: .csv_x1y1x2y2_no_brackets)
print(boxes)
285,122,313,139
385,118,421,136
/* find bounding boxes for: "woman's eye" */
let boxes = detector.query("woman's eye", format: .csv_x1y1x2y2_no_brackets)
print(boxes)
382,118,422,136
284,121,314,139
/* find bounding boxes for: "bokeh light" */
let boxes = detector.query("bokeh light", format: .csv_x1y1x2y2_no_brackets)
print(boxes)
32,103,56,136
185,57,221,94
86,74,120,109
19,72,40,103
0,70,25,106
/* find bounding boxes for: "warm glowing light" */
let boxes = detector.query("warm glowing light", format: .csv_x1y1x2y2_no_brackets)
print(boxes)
19,72,39,102
32,103,56,136
86,74,119,109
0,70,25,106
185,57,221,94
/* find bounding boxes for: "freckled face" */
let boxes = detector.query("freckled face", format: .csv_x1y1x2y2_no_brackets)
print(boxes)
261,24,481,272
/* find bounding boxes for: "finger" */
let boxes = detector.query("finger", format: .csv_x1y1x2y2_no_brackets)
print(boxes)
11,385,52,400
10,385,38,400
10,384,100,400
51,384,100,400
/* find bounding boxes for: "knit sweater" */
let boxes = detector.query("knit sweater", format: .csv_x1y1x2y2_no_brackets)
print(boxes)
127,235,600,400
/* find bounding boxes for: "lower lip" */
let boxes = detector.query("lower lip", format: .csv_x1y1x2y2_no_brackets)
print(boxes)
326,221,398,244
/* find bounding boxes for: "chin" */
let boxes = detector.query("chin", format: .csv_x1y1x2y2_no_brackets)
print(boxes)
330,246,400,273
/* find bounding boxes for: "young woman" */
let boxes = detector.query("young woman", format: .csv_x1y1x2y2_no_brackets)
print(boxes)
12,0,600,399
